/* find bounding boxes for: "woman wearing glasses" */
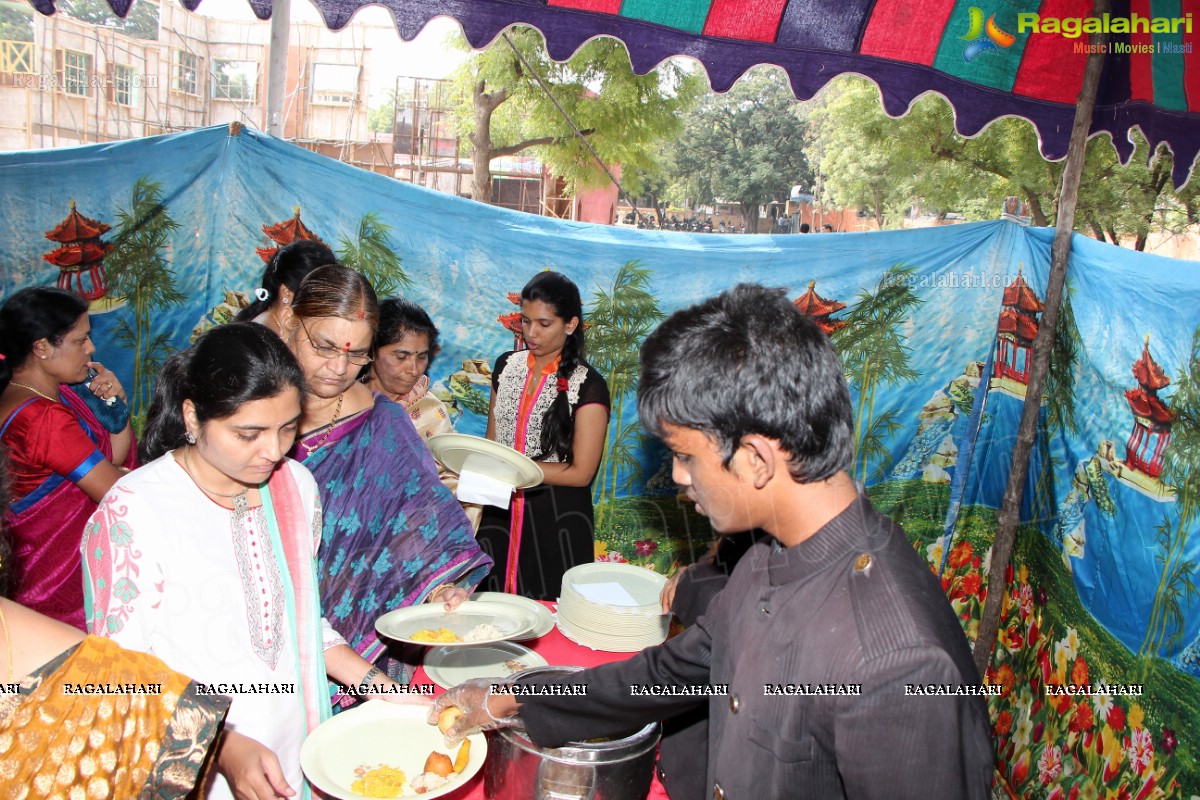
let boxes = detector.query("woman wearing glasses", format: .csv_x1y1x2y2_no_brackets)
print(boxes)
280,266,491,698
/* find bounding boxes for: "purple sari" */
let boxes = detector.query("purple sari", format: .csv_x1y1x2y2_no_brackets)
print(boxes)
293,396,492,670
1,386,132,629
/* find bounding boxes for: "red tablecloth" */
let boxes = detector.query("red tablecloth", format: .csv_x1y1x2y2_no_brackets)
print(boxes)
410,601,671,800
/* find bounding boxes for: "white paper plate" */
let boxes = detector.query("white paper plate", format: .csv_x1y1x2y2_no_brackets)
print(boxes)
423,641,549,690
556,615,666,653
300,701,486,800
470,592,555,640
561,562,669,609
375,600,538,646
427,433,544,489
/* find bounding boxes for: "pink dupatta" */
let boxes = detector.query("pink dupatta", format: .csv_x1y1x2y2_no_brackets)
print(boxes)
262,464,331,734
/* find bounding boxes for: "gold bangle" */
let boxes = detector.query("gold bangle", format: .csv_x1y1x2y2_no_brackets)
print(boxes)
426,584,453,603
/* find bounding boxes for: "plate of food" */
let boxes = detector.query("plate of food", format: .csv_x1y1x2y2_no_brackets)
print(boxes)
300,701,486,799
423,640,549,690
426,433,544,489
470,592,556,640
375,600,539,646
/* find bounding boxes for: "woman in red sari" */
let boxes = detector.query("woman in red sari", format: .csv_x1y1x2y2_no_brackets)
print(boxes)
0,287,132,629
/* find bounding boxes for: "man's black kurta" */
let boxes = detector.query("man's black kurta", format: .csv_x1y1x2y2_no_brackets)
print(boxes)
517,494,995,799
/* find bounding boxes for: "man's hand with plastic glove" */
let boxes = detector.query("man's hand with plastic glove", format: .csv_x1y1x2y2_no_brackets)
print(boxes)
428,677,522,747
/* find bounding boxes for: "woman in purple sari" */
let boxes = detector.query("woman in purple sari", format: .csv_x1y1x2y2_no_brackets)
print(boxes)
0,287,133,629
277,266,492,692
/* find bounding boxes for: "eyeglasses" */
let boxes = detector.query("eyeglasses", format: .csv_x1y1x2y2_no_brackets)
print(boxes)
299,320,373,366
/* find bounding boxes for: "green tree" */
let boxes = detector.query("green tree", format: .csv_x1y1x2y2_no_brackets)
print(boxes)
673,67,813,233
0,2,33,41
1139,327,1200,668
808,75,1196,246
832,265,923,483
336,211,410,298
367,88,411,134
59,0,158,40
806,78,919,229
449,26,704,204
105,177,183,425
586,261,664,532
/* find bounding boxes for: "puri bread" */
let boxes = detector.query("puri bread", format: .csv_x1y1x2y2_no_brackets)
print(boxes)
437,706,463,734
423,752,454,778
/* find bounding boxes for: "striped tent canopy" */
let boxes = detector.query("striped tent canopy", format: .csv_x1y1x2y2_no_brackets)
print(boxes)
29,0,1200,186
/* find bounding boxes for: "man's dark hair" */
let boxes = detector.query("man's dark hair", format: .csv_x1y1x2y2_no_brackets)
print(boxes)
638,284,853,483
799,223,811,233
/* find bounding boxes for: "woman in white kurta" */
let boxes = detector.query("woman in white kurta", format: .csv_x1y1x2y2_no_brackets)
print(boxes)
81,322,426,799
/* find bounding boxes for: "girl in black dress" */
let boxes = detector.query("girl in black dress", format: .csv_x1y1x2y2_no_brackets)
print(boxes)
478,272,609,600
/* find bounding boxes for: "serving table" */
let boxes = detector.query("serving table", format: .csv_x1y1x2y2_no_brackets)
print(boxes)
409,600,671,800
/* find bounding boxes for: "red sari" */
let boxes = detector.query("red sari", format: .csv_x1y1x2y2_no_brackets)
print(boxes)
0,386,134,629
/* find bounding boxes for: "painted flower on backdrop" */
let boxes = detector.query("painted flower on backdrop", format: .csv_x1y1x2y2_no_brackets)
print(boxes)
1070,655,1089,686
994,663,1015,699
634,539,658,557
1107,702,1126,732
1037,743,1063,785
1063,627,1080,659
948,540,974,569
1126,726,1154,774
1069,701,1094,733
1013,715,1033,750
925,539,945,568
1053,642,1070,682
1128,703,1145,730
1159,726,1177,756
1018,583,1034,618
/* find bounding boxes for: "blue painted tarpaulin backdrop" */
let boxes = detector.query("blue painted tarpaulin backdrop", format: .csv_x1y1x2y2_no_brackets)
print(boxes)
2,126,1199,795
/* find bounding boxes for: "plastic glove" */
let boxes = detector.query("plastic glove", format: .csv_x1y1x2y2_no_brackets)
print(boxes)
427,677,519,747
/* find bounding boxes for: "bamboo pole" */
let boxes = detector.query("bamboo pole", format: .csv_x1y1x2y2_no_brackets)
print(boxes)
972,0,1110,678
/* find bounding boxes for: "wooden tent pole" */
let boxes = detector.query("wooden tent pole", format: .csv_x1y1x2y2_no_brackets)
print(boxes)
266,0,291,137
972,4,1109,678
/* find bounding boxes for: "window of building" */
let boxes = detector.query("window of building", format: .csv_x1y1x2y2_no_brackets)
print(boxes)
212,60,258,102
311,63,358,105
174,50,200,95
111,64,136,106
61,50,91,96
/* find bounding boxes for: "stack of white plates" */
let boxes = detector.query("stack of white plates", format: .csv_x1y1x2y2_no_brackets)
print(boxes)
556,563,670,652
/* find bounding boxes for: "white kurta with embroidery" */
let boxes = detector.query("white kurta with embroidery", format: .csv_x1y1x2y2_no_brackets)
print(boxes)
83,454,345,800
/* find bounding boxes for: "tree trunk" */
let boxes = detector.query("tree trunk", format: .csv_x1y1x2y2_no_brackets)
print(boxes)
470,80,506,203
1088,220,1106,242
873,187,885,230
1023,191,1049,227
739,202,760,233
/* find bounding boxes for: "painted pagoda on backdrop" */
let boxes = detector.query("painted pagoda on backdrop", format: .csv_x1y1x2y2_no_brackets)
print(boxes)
43,201,117,310
1097,334,1177,502
257,207,327,262
792,281,847,335
991,265,1044,400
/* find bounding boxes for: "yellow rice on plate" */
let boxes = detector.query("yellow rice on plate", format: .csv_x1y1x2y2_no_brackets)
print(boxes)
350,765,407,798
410,627,461,643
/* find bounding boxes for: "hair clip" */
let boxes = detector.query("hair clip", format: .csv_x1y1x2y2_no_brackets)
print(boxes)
255,288,270,302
